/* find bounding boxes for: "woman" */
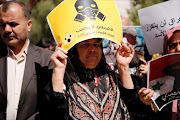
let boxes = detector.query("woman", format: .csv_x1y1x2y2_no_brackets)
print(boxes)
139,26,180,120
41,38,137,120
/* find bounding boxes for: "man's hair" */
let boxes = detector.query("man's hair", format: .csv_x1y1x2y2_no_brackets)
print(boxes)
1,1,30,20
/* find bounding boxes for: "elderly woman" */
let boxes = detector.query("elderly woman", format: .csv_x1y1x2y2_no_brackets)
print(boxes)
138,26,180,120
41,38,137,120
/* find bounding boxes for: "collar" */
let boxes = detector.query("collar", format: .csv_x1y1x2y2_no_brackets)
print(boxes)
7,40,29,58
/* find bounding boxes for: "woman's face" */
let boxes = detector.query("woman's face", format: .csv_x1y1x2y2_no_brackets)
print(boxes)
77,38,102,69
168,31,180,53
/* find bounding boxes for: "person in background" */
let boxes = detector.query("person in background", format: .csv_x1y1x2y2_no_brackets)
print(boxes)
36,37,56,50
0,1,53,119
139,26,180,120
41,38,138,119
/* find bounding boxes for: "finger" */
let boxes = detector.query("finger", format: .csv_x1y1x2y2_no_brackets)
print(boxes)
139,64,144,68
139,88,152,96
121,41,124,45
138,88,149,100
116,44,122,55
139,58,147,65
122,44,131,53
128,44,134,54
139,67,144,71
143,93,153,100
115,44,120,50
143,95,149,100
55,43,68,55
57,41,62,47
138,87,147,94
56,49,68,59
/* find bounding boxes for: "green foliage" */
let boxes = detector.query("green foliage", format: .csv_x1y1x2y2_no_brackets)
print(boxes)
20,0,63,44
30,0,63,44
127,0,169,26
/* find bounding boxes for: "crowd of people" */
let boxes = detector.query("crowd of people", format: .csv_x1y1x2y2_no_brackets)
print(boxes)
0,0,180,120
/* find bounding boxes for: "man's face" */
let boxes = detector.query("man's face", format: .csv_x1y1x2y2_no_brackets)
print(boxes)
168,31,180,53
77,38,102,69
0,3,32,48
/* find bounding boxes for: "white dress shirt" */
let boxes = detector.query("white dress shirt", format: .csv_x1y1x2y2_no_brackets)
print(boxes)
6,41,29,120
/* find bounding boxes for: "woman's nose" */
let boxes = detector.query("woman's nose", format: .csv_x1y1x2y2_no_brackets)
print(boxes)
88,44,96,52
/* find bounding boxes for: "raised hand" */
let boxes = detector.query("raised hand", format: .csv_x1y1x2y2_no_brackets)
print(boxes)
116,43,134,68
116,43,134,89
51,42,68,70
51,42,68,92
139,58,148,75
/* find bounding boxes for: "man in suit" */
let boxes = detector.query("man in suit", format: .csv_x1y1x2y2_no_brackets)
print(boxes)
0,1,53,120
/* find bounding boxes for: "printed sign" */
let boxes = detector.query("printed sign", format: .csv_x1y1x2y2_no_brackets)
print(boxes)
148,53,180,111
47,0,122,51
138,0,180,55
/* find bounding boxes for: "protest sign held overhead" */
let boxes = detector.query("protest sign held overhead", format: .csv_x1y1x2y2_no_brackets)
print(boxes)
47,0,122,51
138,0,180,55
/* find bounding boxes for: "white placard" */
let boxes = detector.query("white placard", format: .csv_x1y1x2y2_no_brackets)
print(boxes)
138,0,180,55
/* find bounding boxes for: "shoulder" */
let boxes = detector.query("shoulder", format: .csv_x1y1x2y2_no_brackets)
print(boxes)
29,43,53,57
28,43,54,68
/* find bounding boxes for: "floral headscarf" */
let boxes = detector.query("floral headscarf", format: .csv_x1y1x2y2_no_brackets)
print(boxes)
163,26,180,54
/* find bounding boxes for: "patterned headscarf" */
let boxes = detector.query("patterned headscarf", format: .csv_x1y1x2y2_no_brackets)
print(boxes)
163,26,180,54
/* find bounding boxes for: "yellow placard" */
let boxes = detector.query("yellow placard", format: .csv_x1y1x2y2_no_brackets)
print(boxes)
47,0,122,51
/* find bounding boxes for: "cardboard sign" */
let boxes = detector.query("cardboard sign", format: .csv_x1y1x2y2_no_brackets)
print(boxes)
47,0,122,51
148,53,180,111
138,0,180,55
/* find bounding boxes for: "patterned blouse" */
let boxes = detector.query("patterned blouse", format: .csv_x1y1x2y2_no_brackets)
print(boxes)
68,73,130,120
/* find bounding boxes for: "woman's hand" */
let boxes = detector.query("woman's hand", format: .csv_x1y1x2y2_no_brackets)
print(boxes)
116,43,135,89
138,87,154,105
51,42,68,92
116,43,134,68
139,58,148,75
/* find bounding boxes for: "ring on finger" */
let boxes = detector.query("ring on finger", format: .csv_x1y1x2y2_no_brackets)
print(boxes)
144,96,148,100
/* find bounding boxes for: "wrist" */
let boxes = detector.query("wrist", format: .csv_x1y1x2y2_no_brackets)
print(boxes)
52,79,64,92
117,64,130,75
118,64,134,89
52,68,65,92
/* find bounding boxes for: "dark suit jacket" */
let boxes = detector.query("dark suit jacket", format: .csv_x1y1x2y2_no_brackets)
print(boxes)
0,43,53,120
